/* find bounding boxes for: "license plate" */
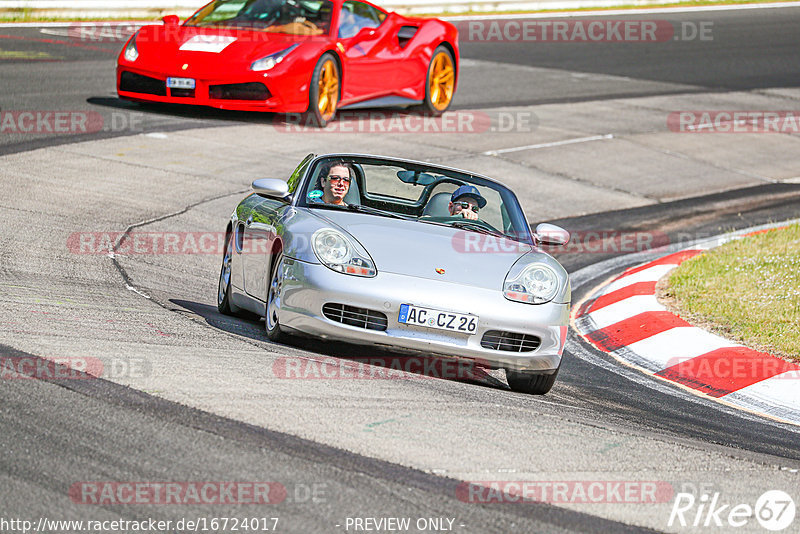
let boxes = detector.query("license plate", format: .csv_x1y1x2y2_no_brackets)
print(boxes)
167,77,196,89
398,304,478,335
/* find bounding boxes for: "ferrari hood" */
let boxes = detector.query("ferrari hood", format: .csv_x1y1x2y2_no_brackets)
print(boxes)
131,24,315,73
314,211,534,290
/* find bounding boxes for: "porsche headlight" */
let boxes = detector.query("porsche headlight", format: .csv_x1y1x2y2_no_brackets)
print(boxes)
251,44,299,71
503,263,559,304
123,32,139,62
312,228,376,277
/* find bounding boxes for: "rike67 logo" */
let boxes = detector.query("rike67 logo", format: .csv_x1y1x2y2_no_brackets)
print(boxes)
669,490,795,531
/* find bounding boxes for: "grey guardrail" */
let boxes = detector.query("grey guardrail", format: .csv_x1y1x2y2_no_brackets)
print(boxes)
0,0,709,18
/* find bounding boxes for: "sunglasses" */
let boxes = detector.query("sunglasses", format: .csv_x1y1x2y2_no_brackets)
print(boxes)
454,201,479,213
327,175,351,184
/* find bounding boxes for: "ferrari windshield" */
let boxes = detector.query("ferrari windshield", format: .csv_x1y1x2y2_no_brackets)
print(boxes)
300,156,533,243
186,0,334,35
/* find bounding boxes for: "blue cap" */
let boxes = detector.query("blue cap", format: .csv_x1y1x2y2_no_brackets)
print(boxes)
451,185,487,208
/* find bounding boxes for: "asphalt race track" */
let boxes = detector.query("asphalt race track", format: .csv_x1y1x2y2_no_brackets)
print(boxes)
1,5,800,533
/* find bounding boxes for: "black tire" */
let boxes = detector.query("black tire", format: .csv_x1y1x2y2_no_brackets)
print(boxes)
506,368,559,395
265,252,288,342
420,45,456,115
217,230,236,315
303,53,340,128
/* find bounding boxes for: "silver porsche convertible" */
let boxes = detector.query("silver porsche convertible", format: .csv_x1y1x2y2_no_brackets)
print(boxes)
217,154,571,394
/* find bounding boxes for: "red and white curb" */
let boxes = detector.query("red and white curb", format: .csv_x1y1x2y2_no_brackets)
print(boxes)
572,225,800,426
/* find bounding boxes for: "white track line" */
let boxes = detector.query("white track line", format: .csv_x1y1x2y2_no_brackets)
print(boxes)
483,134,613,156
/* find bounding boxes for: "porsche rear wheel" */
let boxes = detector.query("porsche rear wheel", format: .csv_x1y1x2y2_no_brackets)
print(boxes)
217,230,236,315
506,369,559,395
266,252,288,342
304,53,340,128
422,45,455,115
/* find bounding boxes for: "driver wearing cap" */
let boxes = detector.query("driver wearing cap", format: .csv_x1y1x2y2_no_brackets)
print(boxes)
448,185,486,220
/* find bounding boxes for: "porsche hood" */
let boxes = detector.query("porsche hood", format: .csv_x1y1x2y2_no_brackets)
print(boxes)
313,211,536,290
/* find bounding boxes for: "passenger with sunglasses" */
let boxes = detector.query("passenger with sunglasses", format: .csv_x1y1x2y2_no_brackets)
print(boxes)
317,160,354,205
448,185,486,220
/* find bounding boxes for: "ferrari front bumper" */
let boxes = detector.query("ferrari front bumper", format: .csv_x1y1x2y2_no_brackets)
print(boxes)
278,258,569,373
116,66,306,113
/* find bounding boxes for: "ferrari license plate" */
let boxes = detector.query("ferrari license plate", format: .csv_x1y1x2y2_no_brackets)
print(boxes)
167,77,196,89
398,304,478,335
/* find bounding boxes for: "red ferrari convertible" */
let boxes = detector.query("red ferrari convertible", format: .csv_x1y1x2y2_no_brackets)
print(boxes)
117,0,459,126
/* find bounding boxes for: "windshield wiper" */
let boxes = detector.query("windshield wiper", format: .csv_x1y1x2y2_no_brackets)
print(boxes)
346,204,412,220
446,220,506,237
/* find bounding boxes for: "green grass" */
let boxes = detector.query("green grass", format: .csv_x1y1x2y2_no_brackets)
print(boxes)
0,0,797,22
664,224,800,361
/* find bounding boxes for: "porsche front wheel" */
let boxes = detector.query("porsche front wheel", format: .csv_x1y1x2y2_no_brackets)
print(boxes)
217,230,236,315
304,53,340,127
422,45,455,115
266,252,288,342
506,369,559,395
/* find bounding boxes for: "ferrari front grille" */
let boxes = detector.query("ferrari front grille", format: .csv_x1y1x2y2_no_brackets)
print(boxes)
119,71,167,96
322,303,388,331
209,82,270,101
170,88,195,98
481,330,541,352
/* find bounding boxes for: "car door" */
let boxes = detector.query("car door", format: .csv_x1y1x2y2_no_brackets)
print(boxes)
338,0,395,101
241,197,275,302
242,154,313,301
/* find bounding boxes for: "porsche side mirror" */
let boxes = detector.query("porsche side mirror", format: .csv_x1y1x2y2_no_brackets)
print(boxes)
162,15,180,25
534,223,570,247
252,178,290,200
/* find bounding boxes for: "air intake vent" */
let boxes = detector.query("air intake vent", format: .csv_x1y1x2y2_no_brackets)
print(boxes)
481,330,541,352
397,26,418,48
170,88,195,98
119,71,166,96
209,82,270,101
322,303,388,331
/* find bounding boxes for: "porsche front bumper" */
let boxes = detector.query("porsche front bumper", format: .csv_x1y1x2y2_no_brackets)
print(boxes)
278,258,569,373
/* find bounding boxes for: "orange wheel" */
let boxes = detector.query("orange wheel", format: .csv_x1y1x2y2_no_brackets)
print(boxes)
424,46,455,114
304,53,340,127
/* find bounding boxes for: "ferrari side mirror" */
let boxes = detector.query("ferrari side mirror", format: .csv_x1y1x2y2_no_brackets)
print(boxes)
162,15,180,25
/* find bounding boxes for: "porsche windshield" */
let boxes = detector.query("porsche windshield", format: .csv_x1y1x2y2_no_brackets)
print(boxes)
301,156,533,243
186,0,334,35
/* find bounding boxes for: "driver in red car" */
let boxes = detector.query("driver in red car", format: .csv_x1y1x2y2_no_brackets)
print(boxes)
448,185,486,220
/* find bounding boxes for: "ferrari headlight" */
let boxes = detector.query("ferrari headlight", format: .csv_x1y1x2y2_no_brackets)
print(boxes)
123,32,139,62
251,44,299,71
503,263,559,304
312,228,376,277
